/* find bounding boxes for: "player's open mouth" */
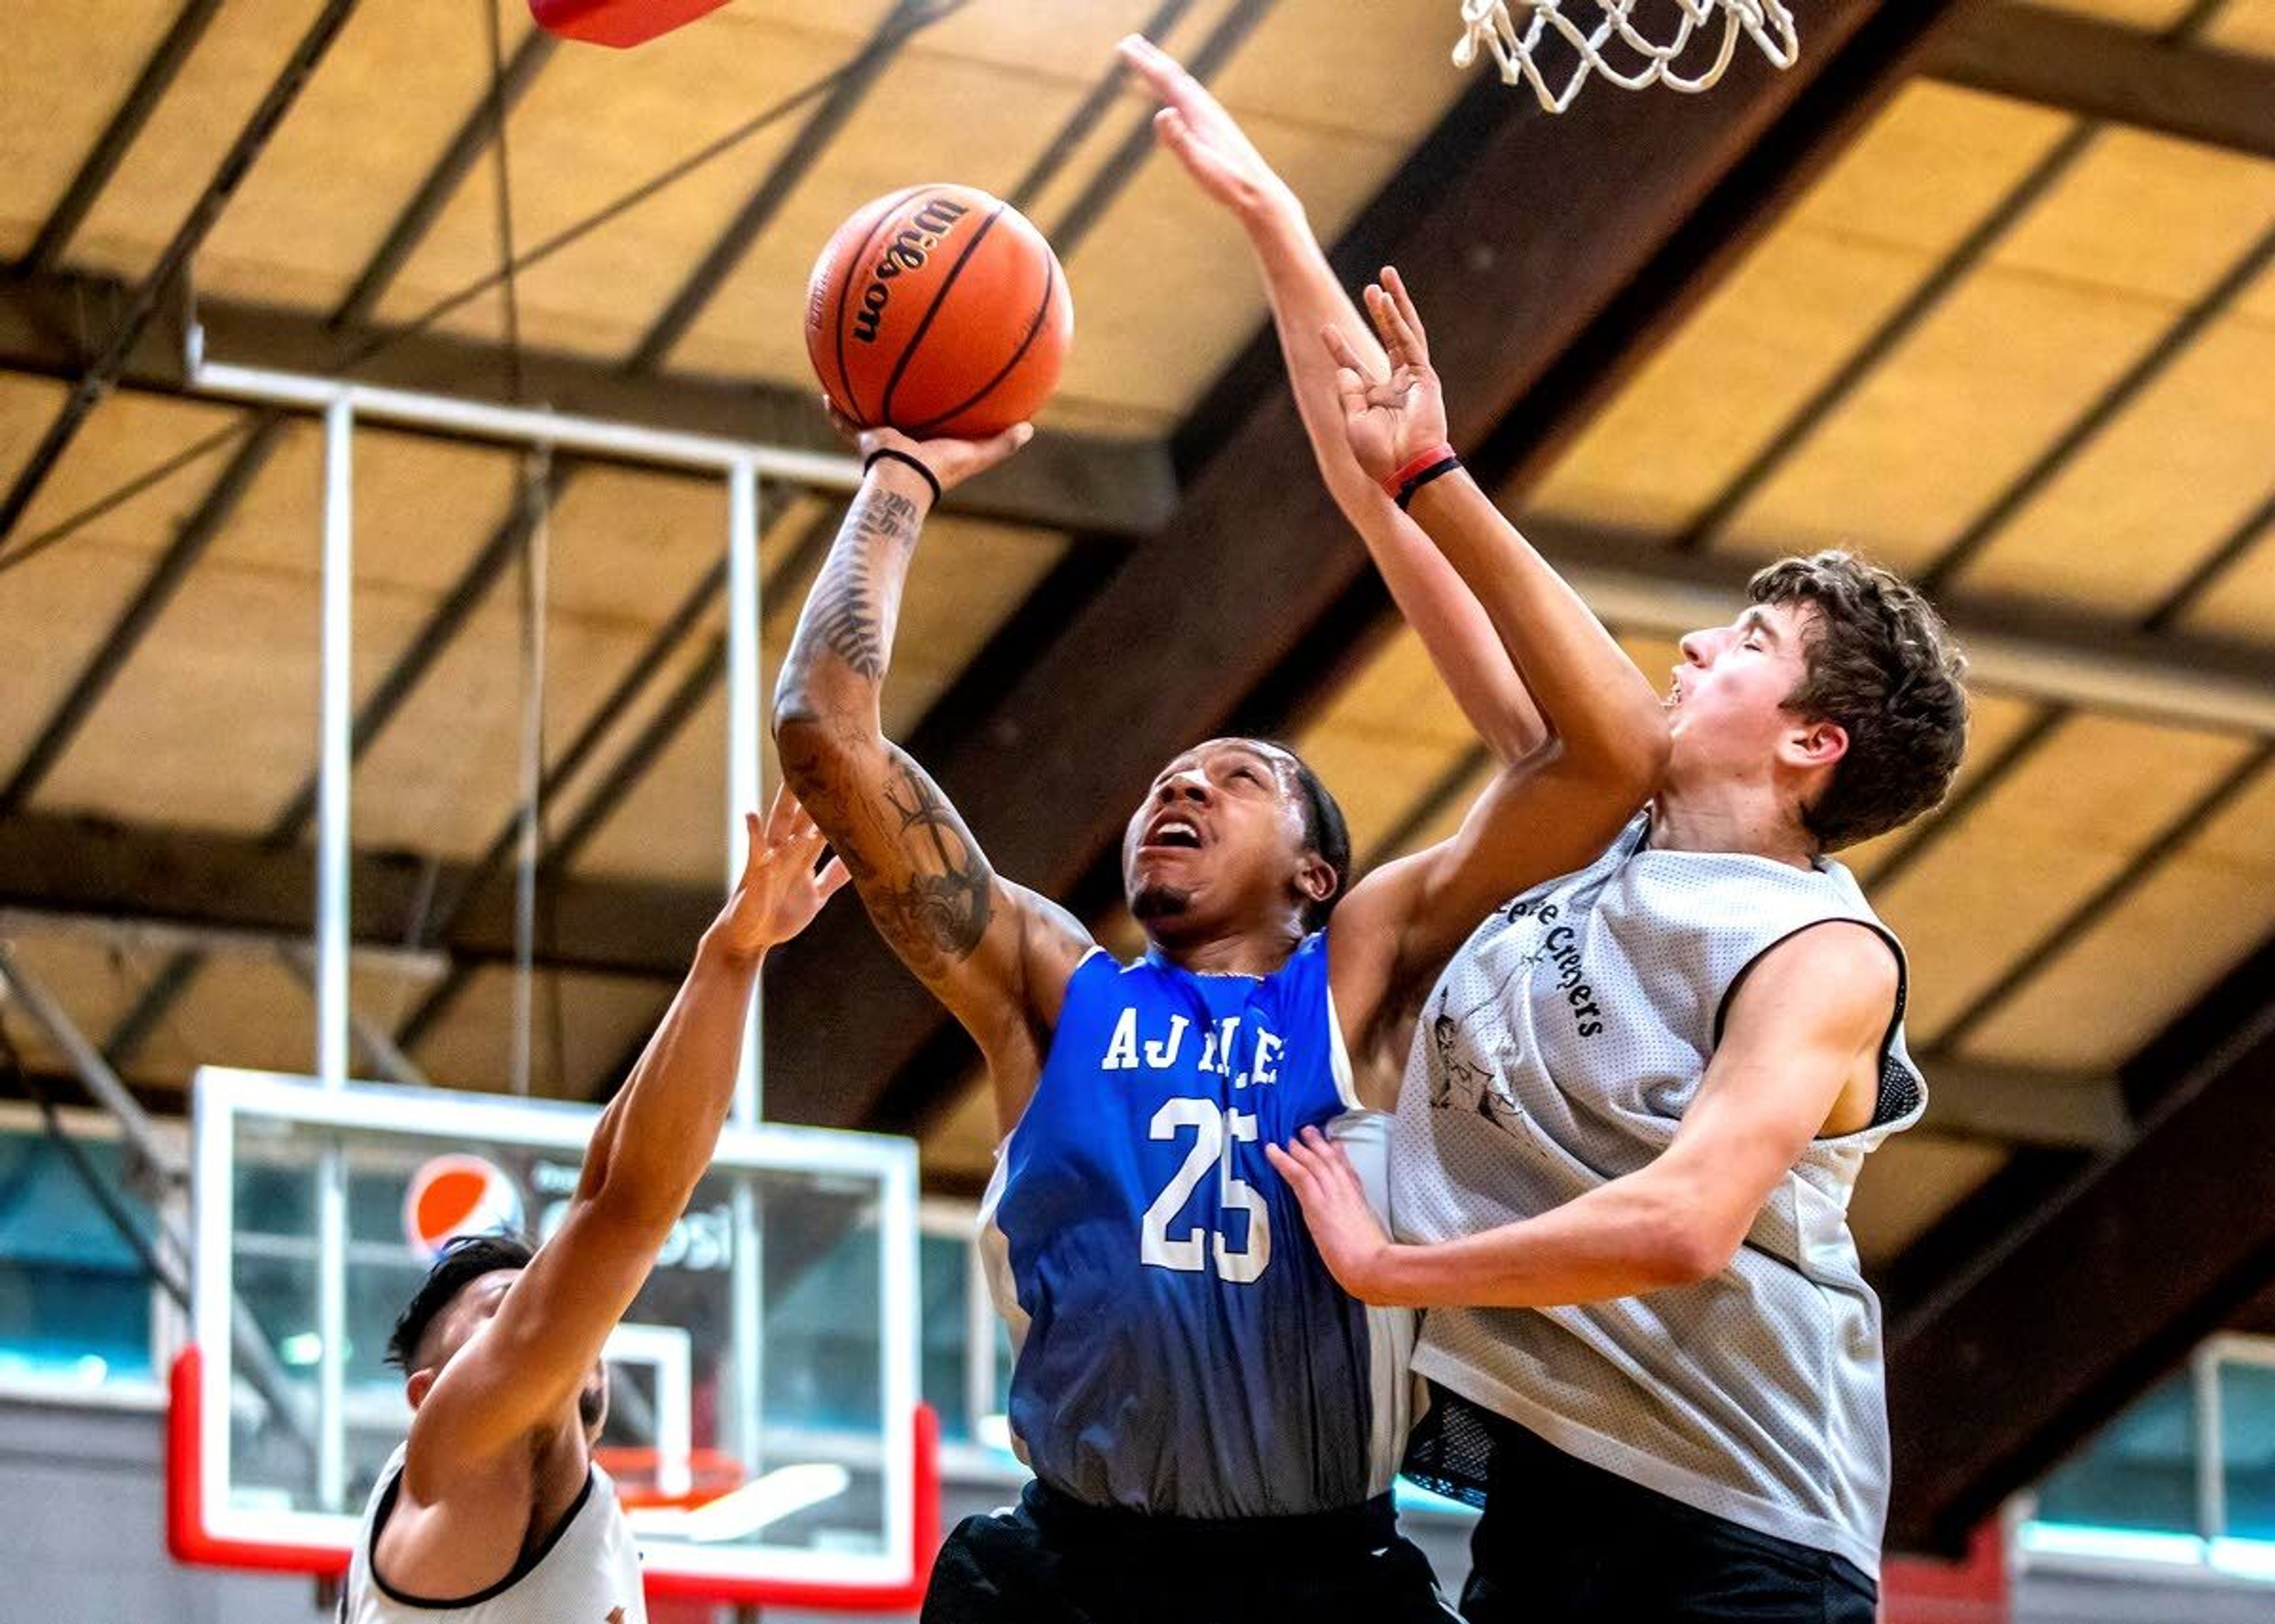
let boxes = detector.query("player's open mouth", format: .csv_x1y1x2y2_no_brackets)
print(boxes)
1140,815,1205,852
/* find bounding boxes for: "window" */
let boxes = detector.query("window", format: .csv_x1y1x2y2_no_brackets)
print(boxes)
2033,1369,2196,1536
0,1121,164,1391
2219,1356,2275,1545
918,1203,1019,1465
2023,1335,2275,1583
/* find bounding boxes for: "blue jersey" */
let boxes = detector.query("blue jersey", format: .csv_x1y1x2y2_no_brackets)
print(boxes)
979,933,1414,1517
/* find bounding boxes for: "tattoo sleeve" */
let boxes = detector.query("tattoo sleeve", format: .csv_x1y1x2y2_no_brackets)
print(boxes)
774,480,1007,994
775,730,996,978
868,749,995,973
778,484,923,712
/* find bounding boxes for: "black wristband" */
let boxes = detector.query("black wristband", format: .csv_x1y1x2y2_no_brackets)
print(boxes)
864,447,943,508
1395,453,1463,511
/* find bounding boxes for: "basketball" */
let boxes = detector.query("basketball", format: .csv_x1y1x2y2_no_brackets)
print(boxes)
804,184,1074,440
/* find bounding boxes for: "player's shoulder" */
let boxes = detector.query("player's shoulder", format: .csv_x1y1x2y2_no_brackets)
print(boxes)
1730,918,1900,1030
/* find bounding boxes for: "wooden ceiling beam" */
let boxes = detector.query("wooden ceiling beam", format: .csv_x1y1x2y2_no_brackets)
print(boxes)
0,812,715,985
1919,1060,2132,1151
1924,1,2275,161
0,269,1176,538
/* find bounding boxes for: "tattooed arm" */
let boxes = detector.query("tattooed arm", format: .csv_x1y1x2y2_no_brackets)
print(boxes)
774,426,1094,1132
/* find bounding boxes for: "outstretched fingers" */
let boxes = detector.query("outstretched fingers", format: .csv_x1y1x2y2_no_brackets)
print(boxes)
1331,364,1373,426
1379,267,1430,361
1364,282,1425,375
1119,34,1194,104
759,784,805,848
1321,322,1377,382
1120,34,1219,134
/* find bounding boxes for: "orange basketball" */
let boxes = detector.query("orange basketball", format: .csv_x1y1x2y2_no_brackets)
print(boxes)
804,184,1074,440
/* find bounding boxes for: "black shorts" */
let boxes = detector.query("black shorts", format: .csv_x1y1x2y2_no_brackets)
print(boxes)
921,1479,1457,1624
1453,1402,1878,1624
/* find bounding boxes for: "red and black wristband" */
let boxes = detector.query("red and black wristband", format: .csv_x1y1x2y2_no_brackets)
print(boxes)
1383,444,1462,511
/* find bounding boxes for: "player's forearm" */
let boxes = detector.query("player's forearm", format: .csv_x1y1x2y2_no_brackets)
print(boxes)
1245,211,1382,502
773,464,931,746
1245,212,1544,762
1371,1175,1722,1309
578,931,762,1230
1405,472,1669,788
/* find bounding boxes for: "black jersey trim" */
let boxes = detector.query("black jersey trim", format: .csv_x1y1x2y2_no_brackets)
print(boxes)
1711,916,1921,1134
364,1461,598,1610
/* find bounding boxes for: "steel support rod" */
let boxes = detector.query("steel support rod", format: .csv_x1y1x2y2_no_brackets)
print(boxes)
726,460,764,1124
188,351,864,486
314,391,353,1514
316,392,356,1092
511,462,551,1099
723,460,767,1489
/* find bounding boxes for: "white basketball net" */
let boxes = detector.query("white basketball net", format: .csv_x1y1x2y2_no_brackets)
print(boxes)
1454,0,1799,114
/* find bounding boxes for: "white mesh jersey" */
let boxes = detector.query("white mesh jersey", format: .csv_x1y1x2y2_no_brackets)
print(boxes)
342,1445,646,1624
1390,814,1925,1580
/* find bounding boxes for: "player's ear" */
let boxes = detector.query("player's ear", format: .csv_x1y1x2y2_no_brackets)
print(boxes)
405,1368,437,1411
1294,851,1336,907
1780,715,1848,772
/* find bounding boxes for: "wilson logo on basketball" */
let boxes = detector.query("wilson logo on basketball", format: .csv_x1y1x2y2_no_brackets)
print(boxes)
851,196,972,345
403,1154,526,1259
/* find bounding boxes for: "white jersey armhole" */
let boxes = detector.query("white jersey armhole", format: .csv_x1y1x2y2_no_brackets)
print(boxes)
1324,984,1363,1113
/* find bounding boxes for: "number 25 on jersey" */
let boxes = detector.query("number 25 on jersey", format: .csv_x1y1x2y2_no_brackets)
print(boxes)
1139,1098,1271,1283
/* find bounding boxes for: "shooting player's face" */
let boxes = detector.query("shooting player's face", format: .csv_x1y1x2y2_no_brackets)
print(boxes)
1666,600,1842,786
405,1268,610,1442
1122,740,1328,941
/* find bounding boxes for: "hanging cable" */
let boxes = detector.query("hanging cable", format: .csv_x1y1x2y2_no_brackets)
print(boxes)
0,0,972,579
484,0,527,406
0,419,255,582
329,0,970,377
510,452,550,1099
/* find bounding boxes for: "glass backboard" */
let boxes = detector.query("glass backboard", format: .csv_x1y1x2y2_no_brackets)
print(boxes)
171,1067,933,1609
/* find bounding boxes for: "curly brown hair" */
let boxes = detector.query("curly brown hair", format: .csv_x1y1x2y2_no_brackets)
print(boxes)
1748,552,1970,850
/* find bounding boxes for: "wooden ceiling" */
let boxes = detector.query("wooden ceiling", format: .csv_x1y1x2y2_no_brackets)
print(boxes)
1,0,2271,1295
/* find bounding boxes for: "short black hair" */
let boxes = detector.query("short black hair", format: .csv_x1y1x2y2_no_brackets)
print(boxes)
385,1232,535,1372
1254,738,1352,932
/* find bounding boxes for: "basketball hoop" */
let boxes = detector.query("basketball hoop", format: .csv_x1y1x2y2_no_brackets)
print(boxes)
1453,0,1798,114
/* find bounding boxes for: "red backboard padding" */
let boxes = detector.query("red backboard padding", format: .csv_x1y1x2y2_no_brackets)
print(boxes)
528,0,732,48
166,1344,943,1610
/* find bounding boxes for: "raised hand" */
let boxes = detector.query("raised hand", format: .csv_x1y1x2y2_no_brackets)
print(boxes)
822,399,1033,502
1324,267,1451,484
710,787,851,959
1118,34,1299,224
1264,1127,1399,1304
855,422,1031,497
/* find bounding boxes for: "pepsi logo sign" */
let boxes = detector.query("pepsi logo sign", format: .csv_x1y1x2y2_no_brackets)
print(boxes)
403,1154,526,1259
